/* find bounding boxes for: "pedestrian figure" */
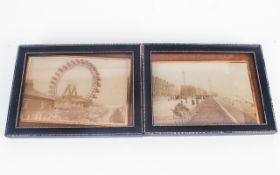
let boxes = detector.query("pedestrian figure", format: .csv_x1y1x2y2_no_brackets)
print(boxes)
192,99,195,105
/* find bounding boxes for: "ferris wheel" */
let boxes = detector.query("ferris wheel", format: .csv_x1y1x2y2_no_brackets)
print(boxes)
48,59,101,101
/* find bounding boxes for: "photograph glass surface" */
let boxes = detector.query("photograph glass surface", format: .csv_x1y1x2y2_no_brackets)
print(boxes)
19,54,133,127
151,53,264,126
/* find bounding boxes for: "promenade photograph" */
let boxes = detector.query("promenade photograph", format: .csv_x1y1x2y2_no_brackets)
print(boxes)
152,61,260,126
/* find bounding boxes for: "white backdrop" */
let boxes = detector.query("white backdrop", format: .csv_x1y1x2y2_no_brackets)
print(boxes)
0,0,279,175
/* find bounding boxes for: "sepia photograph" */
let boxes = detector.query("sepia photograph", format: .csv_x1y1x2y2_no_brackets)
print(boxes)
151,53,264,126
19,54,132,127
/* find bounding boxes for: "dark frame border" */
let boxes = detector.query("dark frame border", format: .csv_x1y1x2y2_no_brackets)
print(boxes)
143,44,277,135
5,44,142,137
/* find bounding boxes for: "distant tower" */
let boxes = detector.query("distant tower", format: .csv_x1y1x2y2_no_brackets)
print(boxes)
208,79,212,94
182,71,186,85
62,84,78,97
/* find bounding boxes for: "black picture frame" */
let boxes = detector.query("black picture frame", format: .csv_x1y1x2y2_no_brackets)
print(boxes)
5,44,143,137
143,44,277,135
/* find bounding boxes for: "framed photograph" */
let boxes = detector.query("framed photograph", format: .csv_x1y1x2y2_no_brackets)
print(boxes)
5,44,142,137
143,44,276,135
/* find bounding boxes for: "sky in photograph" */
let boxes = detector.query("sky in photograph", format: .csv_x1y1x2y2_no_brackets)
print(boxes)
152,61,254,102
